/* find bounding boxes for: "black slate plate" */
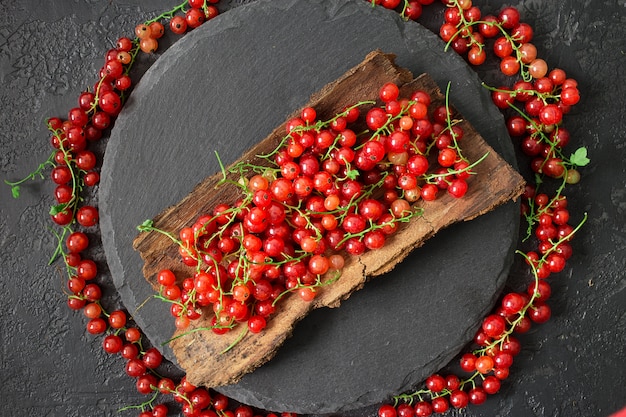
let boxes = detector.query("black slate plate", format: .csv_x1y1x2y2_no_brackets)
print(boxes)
99,0,519,414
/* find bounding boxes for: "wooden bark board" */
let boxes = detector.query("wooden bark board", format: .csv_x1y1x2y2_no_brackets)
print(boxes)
132,51,525,388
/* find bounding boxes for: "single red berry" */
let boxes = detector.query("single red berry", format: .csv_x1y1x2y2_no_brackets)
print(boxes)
136,373,157,394
529,302,552,323
431,397,449,414
98,90,121,115
142,347,163,369
77,259,97,281
494,351,514,369
125,358,146,377
447,178,468,198
459,353,476,372
170,15,188,34
414,401,433,417
482,375,502,394
539,104,563,125
378,404,397,417
501,292,526,315
379,83,400,103
76,205,99,227
396,403,414,417
66,231,89,253
102,334,123,354
186,8,205,28
437,147,457,167
403,1,422,20
425,374,446,392
124,327,141,343
86,317,107,335
366,107,388,130
68,107,89,127
248,315,267,334
482,314,507,338
449,389,469,409
475,355,495,374
498,6,520,29
107,310,127,329
468,387,487,405
152,404,168,417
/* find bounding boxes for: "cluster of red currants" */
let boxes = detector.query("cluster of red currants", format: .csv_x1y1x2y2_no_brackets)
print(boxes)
435,0,583,183
138,0,220,53
40,1,221,327
371,1,587,416
367,0,436,21
150,81,477,338
2,2,231,415
380,193,580,416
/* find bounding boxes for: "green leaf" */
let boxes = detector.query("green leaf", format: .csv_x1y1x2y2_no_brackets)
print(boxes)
137,219,154,231
569,147,590,167
49,203,67,216
346,169,359,180
10,185,20,199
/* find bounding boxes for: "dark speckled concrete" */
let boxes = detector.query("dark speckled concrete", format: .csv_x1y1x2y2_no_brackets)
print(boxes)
1,1,625,417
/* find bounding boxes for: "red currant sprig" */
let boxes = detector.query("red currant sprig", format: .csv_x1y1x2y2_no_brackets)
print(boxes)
371,1,588,416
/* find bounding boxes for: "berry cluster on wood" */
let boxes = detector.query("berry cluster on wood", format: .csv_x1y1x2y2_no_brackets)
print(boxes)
140,82,479,344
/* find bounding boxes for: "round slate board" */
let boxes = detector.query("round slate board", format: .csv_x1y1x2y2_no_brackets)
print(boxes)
100,0,520,414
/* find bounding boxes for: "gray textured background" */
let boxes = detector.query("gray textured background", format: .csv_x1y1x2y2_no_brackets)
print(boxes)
1,1,625,416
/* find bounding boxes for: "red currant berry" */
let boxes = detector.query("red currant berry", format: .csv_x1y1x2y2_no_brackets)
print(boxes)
475,355,495,374
498,6,520,29
378,404,397,417
447,178,468,198
66,231,89,253
125,358,147,377
170,15,188,34
468,387,487,405
501,292,526,315
136,373,157,394
142,347,163,369
431,397,449,414
103,334,123,354
414,401,433,417
482,314,506,338
460,353,476,372
98,91,121,115
366,107,388,130
529,302,551,323
76,205,99,227
539,104,563,125
248,315,267,334
449,389,469,409
379,83,400,103
86,317,107,335
425,374,446,392
186,8,205,28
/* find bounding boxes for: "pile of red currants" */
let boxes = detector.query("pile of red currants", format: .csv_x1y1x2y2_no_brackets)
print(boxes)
145,81,478,338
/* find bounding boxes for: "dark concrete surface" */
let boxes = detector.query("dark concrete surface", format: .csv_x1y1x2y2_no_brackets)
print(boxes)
1,1,625,417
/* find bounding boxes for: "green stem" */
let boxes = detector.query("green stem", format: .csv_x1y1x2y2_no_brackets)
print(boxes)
221,327,248,354
4,150,56,198
118,391,160,412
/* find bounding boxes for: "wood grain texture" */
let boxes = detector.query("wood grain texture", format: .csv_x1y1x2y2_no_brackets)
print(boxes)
133,51,525,388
